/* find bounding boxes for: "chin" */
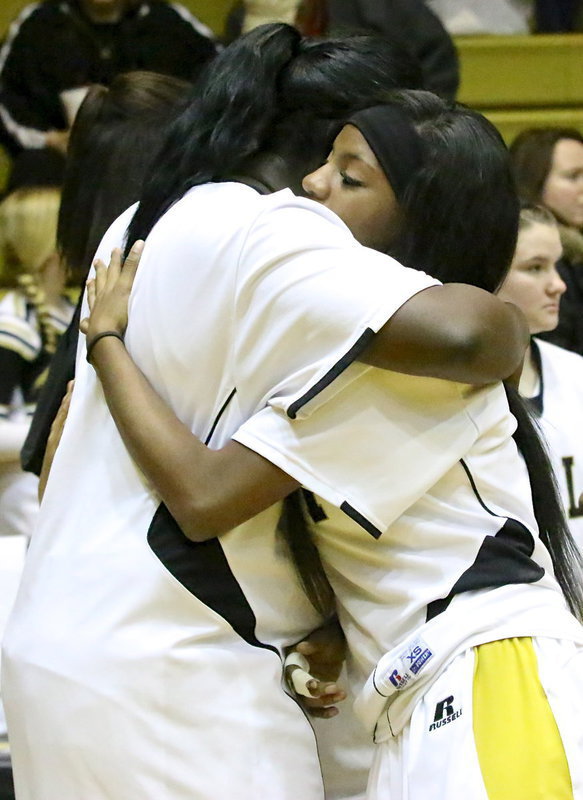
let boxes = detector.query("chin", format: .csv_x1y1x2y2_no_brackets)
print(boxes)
539,317,559,332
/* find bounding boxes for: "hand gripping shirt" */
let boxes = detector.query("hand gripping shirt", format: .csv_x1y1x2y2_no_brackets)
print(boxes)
1,184,438,800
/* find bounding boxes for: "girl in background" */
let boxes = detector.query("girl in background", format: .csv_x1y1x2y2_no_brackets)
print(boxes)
21,71,192,476
511,127,583,356
0,186,72,737
499,204,583,551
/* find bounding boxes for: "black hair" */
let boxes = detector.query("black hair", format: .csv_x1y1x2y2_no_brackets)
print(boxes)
266,34,423,187
380,91,519,292
58,70,191,285
125,23,422,252
365,92,583,619
125,24,301,253
506,384,583,620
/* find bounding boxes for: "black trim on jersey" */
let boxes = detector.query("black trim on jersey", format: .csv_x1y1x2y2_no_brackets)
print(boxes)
147,503,278,654
340,502,382,539
286,328,375,419
302,489,328,523
371,667,386,697
527,337,544,416
426,460,544,621
225,175,275,195
204,387,236,446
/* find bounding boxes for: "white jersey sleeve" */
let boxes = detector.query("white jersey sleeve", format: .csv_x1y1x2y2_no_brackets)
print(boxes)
233,190,440,421
233,370,494,537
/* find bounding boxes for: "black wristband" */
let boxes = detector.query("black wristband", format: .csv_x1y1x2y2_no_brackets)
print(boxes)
86,330,125,363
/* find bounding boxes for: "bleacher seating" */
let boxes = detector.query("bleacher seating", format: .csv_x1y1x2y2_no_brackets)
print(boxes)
456,34,583,142
0,1,581,187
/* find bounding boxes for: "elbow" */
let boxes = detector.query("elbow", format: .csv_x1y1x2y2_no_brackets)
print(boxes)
169,496,228,543
454,314,529,384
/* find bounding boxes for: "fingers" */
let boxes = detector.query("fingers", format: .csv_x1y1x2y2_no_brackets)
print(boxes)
86,277,96,311
294,638,343,682
300,682,347,719
94,259,107,296
286,661,346,703
308,706,340,720
122,240,144,282
106,248,123,284
287,666,316,698
307,682,346,704
89,241,143,303
296,641,317,656
57,388,72,419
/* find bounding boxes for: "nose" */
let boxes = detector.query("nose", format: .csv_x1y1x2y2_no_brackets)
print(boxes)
302,164,330,201
548,267,567,296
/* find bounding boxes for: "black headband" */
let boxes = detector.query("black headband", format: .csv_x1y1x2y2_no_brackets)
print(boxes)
346,105,424,202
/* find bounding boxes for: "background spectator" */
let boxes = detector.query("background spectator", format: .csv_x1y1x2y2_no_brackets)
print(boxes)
0,0,216,187
427,0,533,34
22,70,192,476
0,186,73,744
497,204,583,552
534,0,582,31
225,0,460,99
5,70,191,799
427,0,583,33
510,127,583,356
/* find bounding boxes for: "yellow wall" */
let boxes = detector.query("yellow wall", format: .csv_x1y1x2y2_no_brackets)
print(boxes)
0,0,232,38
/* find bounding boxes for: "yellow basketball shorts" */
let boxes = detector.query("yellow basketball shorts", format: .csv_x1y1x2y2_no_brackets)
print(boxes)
367,636,583,799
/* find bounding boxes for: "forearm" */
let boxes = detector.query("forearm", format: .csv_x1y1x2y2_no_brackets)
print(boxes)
89,337,298,539
362,284,529,383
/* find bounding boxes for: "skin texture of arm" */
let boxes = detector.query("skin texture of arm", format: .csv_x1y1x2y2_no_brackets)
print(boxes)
83,243,527,540
362,283,528,383
88,333,300,540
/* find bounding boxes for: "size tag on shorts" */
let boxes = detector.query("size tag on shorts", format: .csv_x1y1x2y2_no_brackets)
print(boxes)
376,637,434,694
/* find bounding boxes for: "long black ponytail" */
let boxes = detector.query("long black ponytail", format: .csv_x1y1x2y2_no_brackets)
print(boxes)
124,23,301,255
505,386,583,620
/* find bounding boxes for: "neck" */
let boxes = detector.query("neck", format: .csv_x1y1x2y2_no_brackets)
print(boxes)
239,152,302,195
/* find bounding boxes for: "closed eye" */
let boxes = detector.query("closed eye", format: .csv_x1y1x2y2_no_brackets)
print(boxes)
340,170,364,188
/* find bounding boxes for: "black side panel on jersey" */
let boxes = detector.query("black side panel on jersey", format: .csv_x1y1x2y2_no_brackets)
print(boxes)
426,460,545,621
147,503,278,653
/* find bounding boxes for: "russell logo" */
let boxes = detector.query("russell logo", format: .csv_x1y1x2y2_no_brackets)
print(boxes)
428,695,463,732
382,639,433,692
388,669,406,689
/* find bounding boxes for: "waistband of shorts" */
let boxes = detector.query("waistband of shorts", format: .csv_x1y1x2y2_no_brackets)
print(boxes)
353,584,583,742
